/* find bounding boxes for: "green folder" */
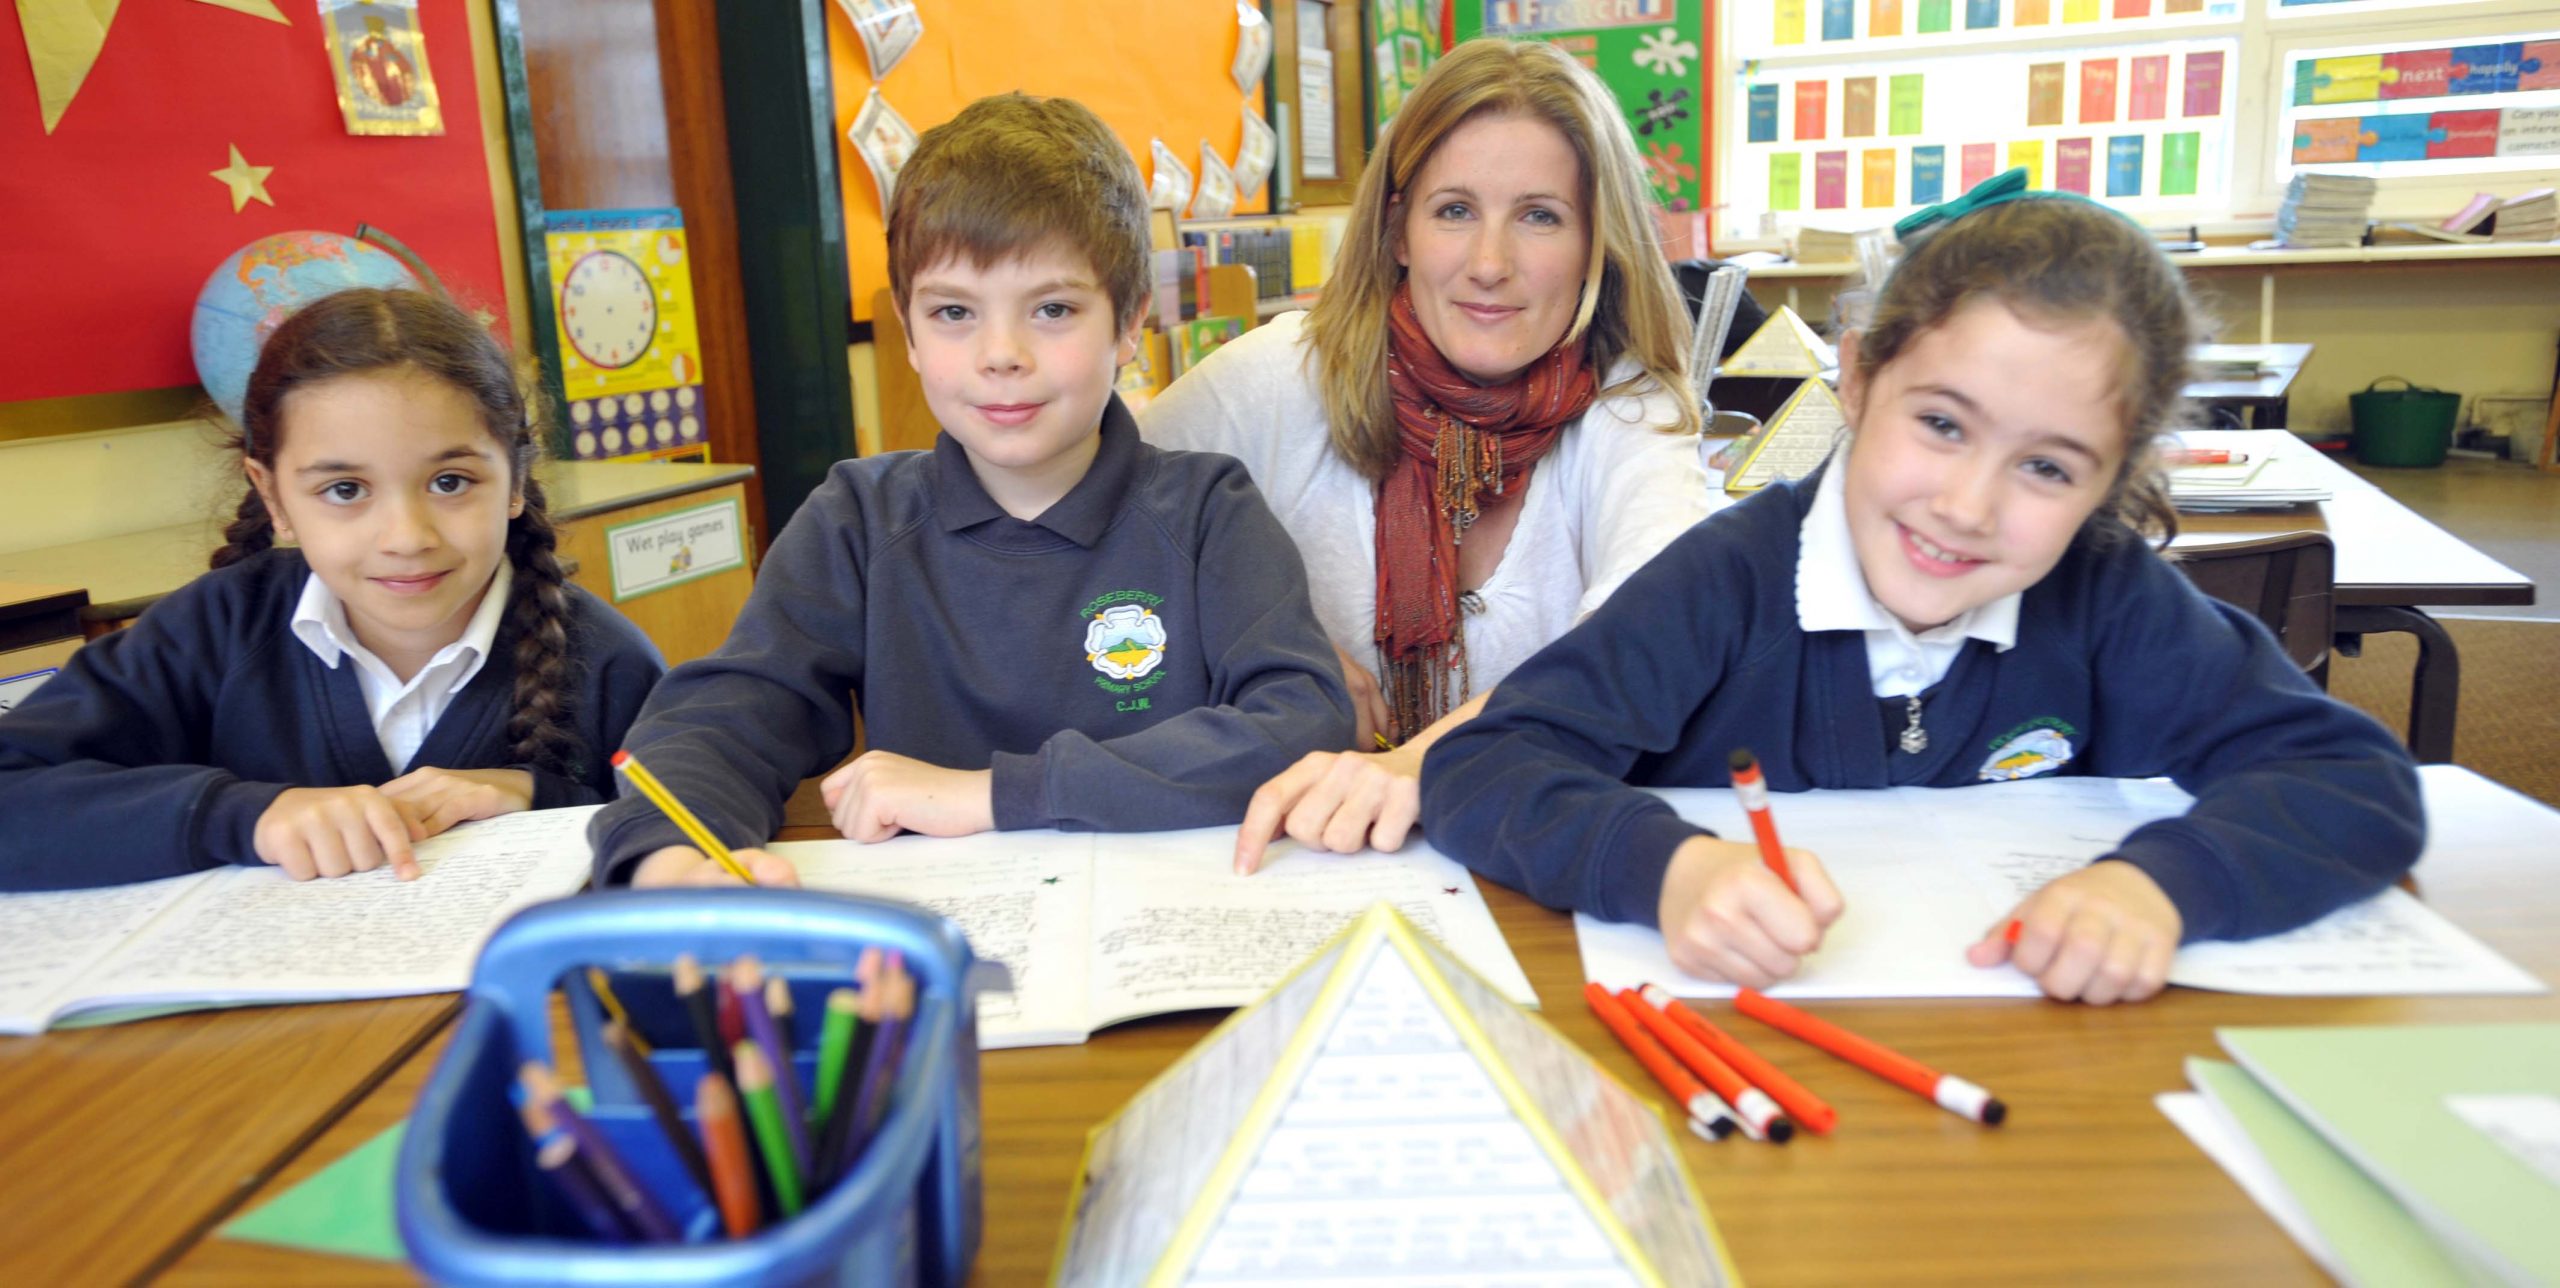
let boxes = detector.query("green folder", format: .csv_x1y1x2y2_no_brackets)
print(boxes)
220,1123,407,1262
2220,1024,2560,1286
2188,1060,2471,1287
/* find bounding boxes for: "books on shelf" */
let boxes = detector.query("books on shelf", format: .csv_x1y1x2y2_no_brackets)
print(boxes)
0,807,598,1033
1791,225,1858,264
2492,188,2557,243
2276,173,2377,249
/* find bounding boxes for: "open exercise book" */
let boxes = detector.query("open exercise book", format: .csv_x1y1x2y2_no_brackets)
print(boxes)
0,806,598,1034
1580,769,2545,1000
772,827,1536,1050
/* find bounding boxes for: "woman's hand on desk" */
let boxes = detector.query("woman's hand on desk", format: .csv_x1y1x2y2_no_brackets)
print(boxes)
378,767,534,836
255,786,427,882
1656,836,1843,988
1234,746,1425,875
630,846,802,888
1967,859,2181,1005
820,752,994,843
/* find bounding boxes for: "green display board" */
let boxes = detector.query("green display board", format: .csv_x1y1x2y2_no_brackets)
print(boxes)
1455,0,1707,213
1371,0,1447,135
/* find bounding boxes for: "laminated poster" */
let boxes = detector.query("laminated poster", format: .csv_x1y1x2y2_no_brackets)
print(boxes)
2160,130,2199,195
1918,0,1952,33
1796,80,1829,140
1822,0,1855,41
1965,0,2000,29
2427,110,2500,160
2028,63,2065,126
2062,0,2097,22
1871,0,1903,38
2016,0,2050,24
2129,55,2169,120
2055,137,2092,193
1771,152,1804,209
2081,59,2118,124
847,88,920,207
834,0,922,80
1910,145,1945,204
2383,50,2454,101
318,0,442,137
2183,51,2224,117
1236,105,1277,199
1862,148,1896,206
1889,74,1923,135
1191,142,1237,220
1233,0,1274,92
1844,77,1876,137
2007,139,2044,187
1961,141,1997,191
2292,117,2360,164
1814,150,1849,208
1149,138,1194,213
1776,0,1808,45
2357,113,2428,162
1749,84,1781,142
2500,107,2560,156
2106,135,2143,196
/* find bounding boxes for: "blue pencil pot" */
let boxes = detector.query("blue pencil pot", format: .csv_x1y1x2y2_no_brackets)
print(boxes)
395,889,986,1287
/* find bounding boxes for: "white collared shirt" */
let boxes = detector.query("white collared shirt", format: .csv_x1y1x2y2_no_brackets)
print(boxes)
290,562,514,771
1795,463,2017,698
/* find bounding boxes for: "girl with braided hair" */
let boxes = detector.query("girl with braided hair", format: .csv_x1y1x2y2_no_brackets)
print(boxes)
0,288,662,891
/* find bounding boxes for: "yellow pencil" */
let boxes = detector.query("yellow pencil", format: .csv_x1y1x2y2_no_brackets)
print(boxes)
611,750,757,885
1374,733,1395,751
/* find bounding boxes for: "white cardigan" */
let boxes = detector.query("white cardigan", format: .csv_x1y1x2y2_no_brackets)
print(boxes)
1139,311,1722,700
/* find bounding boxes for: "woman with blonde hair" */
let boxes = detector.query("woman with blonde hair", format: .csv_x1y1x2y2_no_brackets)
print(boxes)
1142,37,1717,871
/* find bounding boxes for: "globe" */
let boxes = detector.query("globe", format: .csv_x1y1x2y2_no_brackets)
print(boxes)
191,230,420,426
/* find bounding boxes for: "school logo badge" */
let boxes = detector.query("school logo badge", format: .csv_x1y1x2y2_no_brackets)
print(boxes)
1980,718,2077,781
1085,603,1167,682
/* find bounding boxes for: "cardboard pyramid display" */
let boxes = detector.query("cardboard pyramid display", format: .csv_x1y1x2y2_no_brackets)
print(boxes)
1724,377,1848,496
1717,305,1837,379
1053,904,1736,1287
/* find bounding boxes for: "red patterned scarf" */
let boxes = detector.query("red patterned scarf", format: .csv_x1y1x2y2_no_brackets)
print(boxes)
1376,282,1596,740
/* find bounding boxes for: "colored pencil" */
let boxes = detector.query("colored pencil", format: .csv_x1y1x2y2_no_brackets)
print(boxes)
603,1019,713,1196
694,1072,763,1238
1728,748,1798,894
538,1136,633,1241
813,987,862,1130
674,953,732,1085
586,967,650,1055
518,1062,682,1241
610,749,756,884
734,1042,806,1217
731,957,810,1176
814,952,884,1185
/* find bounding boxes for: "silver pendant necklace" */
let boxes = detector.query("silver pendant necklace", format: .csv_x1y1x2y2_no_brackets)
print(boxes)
1899,694,1928,754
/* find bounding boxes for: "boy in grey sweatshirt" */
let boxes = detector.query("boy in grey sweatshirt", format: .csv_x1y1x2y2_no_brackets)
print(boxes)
594,94,1350,886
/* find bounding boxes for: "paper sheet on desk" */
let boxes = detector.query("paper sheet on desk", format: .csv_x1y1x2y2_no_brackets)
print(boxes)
1576,780,2544,999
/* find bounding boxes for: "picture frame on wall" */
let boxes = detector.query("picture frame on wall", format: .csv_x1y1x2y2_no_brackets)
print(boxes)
1273,0,1366,206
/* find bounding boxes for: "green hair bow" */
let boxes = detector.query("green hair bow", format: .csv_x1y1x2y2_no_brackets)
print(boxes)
1891,166,2135,241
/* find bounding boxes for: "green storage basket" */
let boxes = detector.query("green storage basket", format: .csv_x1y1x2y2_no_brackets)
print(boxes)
2349,377,2459,468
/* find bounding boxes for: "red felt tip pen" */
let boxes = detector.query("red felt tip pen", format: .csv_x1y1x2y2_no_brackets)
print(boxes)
1619,987,1793,1142
1727,749,1796,894
2164,449,2247,466
1641,984,1838,1135
1736,988,2007,1126
1584,983,1741,1140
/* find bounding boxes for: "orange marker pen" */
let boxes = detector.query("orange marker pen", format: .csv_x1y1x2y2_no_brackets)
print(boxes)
1619,987,1793,1142
1640,983,1837,1135
1737,988,2007,1125
1584,983,1740,1140
1727,748,1796,894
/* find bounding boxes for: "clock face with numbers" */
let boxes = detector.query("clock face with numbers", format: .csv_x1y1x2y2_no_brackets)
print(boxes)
561,250,658,370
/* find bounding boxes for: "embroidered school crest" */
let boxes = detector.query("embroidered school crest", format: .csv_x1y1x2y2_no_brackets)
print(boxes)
1979,721,2076,781
1085,603,1167,683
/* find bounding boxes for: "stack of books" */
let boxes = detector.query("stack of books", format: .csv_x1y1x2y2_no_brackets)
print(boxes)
2275,173,2377,248
1792,226,1858,264
2164,432,2332,511
2491,188,2557,242
2160,1024,2560,1286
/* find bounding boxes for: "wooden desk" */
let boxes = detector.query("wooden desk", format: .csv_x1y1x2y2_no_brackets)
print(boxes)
155,768,2559,1286
0,997,454,1285
2185,343,2314,430
2173,430,2534,761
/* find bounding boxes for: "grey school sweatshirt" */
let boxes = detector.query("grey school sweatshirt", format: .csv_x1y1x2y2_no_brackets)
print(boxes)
587,398,1353,883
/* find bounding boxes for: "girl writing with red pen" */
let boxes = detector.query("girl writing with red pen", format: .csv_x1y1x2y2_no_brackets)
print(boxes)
1418,172,2422,1005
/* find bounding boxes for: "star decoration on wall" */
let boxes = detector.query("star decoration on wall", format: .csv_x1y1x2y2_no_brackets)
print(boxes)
17,0,288,134
210,143,273,211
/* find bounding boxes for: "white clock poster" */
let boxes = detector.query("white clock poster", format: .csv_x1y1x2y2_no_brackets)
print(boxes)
546,209,712,462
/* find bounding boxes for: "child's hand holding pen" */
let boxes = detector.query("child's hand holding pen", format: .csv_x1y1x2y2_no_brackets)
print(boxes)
1655,835,1842,988
1967,859,2182,1005
632,846,803,888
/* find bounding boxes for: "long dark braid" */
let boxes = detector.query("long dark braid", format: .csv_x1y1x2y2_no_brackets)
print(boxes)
212,287,584,776
503,476,582,775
